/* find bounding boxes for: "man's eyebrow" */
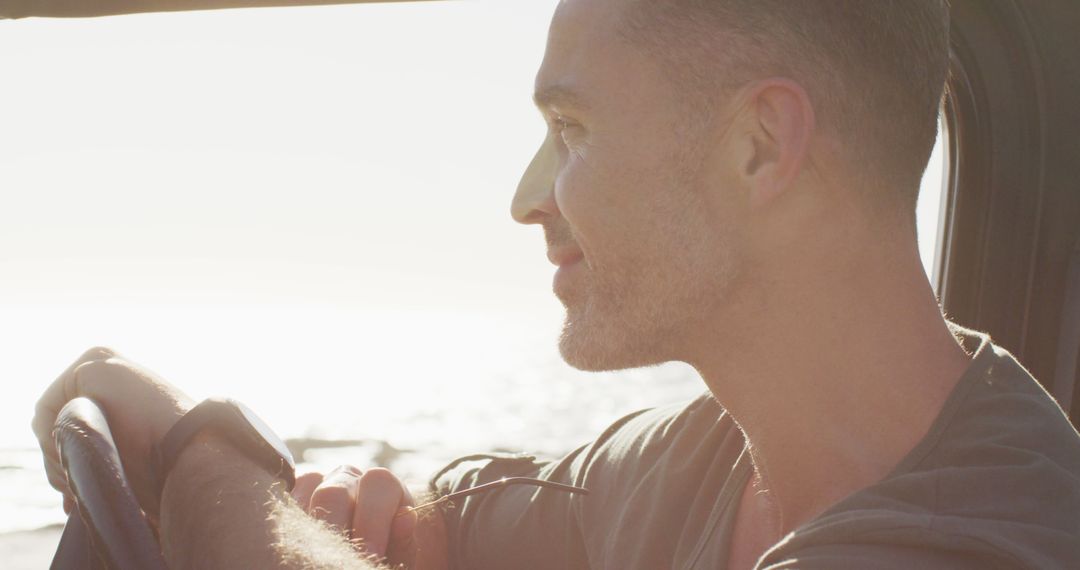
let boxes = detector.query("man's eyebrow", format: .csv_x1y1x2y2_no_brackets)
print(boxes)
533,84,590,112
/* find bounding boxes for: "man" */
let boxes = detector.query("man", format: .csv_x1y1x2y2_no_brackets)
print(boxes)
33,0,1080,568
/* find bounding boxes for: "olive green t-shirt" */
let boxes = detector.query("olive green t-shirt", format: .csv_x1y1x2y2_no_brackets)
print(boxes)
431,329,1080,569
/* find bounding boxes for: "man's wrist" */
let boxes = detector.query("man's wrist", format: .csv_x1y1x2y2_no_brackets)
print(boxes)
161,430,288,521
158,432,289,569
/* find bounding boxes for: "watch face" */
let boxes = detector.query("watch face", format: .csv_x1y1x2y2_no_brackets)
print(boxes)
231,399,296,467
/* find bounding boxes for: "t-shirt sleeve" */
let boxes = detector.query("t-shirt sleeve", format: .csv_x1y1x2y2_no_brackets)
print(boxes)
758,543,1012,570
428,446,593,570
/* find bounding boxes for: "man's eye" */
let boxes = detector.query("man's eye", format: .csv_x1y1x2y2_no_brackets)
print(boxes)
552,116,581,140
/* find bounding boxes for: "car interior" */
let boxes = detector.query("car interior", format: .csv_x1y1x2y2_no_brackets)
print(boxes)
3,0,1078,568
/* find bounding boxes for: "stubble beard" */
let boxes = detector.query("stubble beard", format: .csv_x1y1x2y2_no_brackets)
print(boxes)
557,241,737,372
557,192,738,373
558,277,677,372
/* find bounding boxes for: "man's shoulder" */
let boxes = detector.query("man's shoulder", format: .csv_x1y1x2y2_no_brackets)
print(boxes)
925,331,1080,485
757,508,1069,570
760,332,1080,569
577,392,741,478
756,540,1016,570
591,392,729,449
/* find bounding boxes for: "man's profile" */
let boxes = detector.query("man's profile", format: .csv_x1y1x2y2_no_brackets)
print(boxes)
32,0,1080,569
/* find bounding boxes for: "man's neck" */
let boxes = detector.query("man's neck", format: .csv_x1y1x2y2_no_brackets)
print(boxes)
690,225,972,535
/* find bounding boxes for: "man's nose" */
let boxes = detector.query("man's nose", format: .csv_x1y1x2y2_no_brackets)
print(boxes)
511,135,559,225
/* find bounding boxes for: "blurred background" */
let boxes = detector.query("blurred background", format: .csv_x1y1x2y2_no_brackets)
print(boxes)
0,0,946,564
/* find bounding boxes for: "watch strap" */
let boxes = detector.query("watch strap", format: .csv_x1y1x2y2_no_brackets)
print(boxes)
150,398,296,514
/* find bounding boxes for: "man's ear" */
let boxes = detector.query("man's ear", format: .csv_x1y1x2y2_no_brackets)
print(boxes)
739,78,815,208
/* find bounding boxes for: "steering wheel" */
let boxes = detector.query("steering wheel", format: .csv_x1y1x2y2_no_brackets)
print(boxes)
50,398,168,570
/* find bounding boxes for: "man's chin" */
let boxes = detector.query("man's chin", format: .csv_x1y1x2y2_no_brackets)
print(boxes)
557,318,662,373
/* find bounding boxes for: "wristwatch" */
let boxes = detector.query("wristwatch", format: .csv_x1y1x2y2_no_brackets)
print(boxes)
150,398,296,512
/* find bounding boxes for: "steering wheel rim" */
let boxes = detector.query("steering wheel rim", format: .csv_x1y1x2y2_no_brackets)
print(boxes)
51,398,168,570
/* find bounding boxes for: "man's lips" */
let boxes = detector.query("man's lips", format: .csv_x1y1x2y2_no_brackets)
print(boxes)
551,245,585,296
547,246,585,267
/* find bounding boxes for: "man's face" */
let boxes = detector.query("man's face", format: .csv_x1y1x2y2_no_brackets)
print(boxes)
513,0,744,371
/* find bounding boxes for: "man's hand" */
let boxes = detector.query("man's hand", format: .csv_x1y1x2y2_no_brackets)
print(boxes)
293,466,448,570
33,348,448,569
31,347,194,513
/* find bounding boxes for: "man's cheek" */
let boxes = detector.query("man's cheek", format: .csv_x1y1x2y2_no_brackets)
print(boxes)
553,168,591,227
556,153,620,215
552,164,587,212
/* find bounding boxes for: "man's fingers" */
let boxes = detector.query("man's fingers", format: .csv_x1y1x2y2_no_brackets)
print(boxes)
32,347,117,457
32,347,118,499
302,466,420,563
45,456,68,495
389,484,416,544
292,472,324,511
386,506,418,566
351,468,409,559
308,466,362,535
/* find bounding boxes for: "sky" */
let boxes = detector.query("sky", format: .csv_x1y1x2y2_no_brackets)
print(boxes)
0,0,947,450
